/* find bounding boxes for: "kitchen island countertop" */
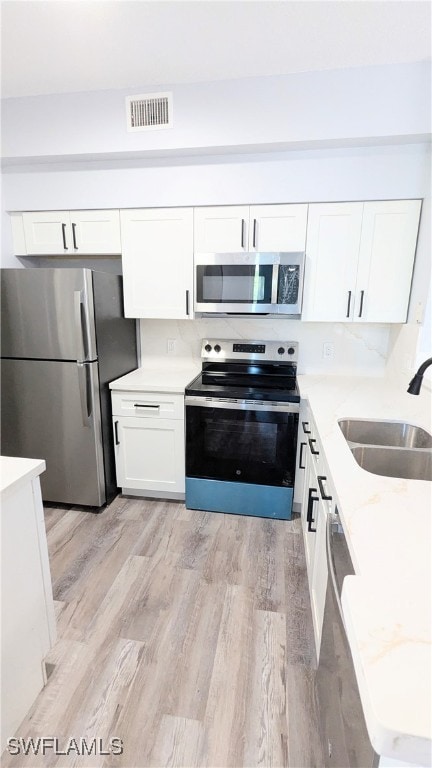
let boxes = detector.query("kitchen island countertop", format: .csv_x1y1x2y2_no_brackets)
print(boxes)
298,374,431,767
0,455,46,497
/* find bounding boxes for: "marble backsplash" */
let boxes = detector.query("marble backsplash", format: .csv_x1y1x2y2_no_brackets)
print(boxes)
386,322,432,389
139,318,391,376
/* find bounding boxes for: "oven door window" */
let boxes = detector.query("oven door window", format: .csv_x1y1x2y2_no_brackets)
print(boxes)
196,265,273,304
186,405,298,487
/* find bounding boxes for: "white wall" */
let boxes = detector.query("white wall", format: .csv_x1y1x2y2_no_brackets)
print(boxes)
2,62,430,163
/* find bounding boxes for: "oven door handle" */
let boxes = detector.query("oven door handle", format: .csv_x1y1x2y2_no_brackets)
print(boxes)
185,396,299,414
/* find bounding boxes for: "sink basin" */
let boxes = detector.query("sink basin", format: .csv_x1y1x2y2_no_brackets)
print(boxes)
351,446,432,481
339,419,432,449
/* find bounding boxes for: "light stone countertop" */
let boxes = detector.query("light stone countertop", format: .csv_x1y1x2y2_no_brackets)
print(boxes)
298,374,432,766
0,456,46,497
109,359,201,393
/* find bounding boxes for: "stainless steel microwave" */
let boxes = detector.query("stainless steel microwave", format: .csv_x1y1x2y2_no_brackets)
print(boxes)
194,252,305,315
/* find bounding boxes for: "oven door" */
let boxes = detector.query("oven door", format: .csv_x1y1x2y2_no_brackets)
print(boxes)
185,397,299,487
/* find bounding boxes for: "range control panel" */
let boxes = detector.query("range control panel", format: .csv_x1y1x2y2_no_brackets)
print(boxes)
201,339,298,363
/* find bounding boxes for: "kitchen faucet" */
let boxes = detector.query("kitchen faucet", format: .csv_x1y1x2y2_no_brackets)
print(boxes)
407,357,432,395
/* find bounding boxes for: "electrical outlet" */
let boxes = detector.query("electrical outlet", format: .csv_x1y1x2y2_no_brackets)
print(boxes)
414,301,424,324
322,342,335,359
167,338,176,354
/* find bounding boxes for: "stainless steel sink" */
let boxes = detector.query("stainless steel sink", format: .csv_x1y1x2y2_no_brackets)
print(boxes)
351,446,432,481
339,419,432,449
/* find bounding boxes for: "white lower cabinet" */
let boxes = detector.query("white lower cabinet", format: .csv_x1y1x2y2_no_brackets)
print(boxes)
1,460,56,751
308,459,329,656
298,406,332,659
111,390,185,497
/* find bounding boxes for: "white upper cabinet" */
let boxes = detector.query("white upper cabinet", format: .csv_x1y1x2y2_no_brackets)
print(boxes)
194,204,308,252
69,210,121,254
302,200,421,323
194,205,249,252
248,204,308,251
302,203,363,321
354,200,422,323
120,207,194,319
22,211,71,255
19,210,121,255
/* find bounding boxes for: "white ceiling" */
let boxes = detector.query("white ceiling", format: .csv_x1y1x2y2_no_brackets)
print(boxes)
1,0,431,99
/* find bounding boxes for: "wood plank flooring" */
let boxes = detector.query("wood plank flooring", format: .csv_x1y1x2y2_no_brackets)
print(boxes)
3,496,324,767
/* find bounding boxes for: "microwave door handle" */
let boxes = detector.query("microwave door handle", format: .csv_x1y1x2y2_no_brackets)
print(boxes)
271,264,278,304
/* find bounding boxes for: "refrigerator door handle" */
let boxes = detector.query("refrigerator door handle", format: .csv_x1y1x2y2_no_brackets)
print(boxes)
77,362,92,426
74,290,86,363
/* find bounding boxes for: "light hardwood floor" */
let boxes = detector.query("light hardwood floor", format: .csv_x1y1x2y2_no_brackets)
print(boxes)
3,495,324,768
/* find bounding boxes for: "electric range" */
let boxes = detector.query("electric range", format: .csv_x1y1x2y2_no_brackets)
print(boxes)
185,339,300,520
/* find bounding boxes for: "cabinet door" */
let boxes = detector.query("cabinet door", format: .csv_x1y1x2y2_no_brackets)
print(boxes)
354,200,422,323
293,404,310,507
249,204,308,251
22,211,71,254
113,417,185,493
70,210,121,254
302,203,363,321
194,206,250,252
310,494,328,657
121,208,193,319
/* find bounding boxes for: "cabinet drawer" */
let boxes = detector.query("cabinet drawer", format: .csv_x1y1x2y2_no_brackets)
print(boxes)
111,391,184,419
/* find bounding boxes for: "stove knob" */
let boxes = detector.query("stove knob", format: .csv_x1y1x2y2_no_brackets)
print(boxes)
204,344,212,352
278,347,285,355
288,347,295,355
214,344,221,353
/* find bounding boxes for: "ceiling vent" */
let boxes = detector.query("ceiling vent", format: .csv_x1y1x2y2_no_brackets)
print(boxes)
126,92,173,132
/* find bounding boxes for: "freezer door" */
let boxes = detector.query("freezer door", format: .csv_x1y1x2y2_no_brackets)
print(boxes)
1,359,106,506
1,268,97,361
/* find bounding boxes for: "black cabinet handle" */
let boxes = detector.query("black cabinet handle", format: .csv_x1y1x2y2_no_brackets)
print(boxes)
308,438,319,455
317,475,332,501
253,218,257,248
61,223,68,250
346,290,352,318
359,290,365,318
241,219,246,248
299,441,306,470
307,488,318,532
302,421,311,434
186,289,190,316
114,420,120,445
72,222,78,250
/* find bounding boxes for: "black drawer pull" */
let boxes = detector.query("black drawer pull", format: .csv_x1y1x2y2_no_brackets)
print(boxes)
299,441,306,470
302,421,311,434
134,404,160,409
114,420,120,445
307,488,318,532
317,475,332,501
308,438,319,455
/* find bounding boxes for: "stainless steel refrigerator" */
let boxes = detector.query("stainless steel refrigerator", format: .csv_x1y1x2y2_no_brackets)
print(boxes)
1,268,137,507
